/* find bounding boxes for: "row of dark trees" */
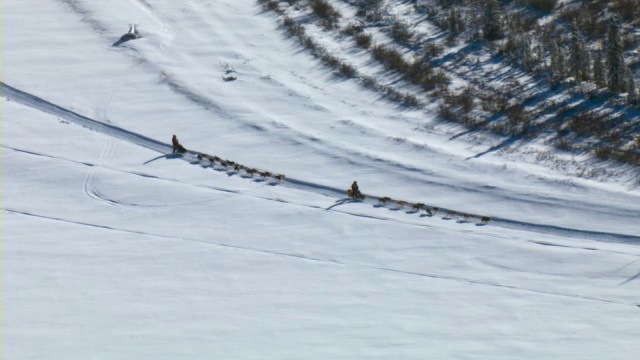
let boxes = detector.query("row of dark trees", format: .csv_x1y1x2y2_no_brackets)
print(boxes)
478,0,638,103
548,18,637,101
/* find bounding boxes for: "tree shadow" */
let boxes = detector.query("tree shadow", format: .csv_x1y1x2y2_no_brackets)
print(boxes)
112,35,136,47
112,25,139,46
466,136,521,160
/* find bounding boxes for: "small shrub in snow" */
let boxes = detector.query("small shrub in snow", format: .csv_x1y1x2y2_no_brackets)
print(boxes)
355,0,384,21
391,21,414,45
354,32,372,48
455,87,475,113
321,53,341,69
422,42,443,59
264,0,281,12
303,36,318,52
402,93,421,107
283,17,306,38
480,92,508,113
319,19,339,30
421,70,449,91
339,62,358,78
594,146,613,160
309,0,341,21
282,16,295,27
343,22,364,35
405,61,430,85
555,137,572,151
437,103,457,121
361,75,379,89
372,44,410,73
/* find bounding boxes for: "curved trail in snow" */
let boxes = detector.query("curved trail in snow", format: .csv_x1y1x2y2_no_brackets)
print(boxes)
4,81,640,246
3,145,236,209
83,138,120,206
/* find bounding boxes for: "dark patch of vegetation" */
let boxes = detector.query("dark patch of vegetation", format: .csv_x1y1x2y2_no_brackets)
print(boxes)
567,111,608,138
516,0,557,13
269,0,640,165
309,0,341,21
390,21,414,45
354,32,372,48
371,44,410,73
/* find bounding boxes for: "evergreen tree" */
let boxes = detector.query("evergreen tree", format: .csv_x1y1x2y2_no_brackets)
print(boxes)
506,33,534,70
448,8,463,35
484,0,503,40
627,66,638,104
592,48,606,88
606,17,625,92
569,21,590,82
550,40,565,83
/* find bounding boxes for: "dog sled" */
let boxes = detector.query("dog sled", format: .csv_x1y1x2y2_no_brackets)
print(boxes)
175,144,187,154
346,189,365,200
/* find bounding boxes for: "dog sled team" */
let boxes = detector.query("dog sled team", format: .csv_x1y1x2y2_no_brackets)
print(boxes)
171,135,490,224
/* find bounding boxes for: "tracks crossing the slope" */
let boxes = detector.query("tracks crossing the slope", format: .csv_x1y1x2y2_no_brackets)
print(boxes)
7,142,640,260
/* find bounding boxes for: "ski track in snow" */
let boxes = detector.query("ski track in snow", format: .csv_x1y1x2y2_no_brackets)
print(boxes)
4,207,638,309
83,138,120,206
3,145,237,208
3,81,640,247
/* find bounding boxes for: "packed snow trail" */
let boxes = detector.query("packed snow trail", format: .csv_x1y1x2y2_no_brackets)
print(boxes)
6,140,640,261
1,82,171,154
3,81,640,245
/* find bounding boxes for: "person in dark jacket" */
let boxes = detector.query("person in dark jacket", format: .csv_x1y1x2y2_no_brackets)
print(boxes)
351,181,362,199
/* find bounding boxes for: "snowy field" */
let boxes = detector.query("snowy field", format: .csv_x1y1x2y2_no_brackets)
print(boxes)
3,1,640,359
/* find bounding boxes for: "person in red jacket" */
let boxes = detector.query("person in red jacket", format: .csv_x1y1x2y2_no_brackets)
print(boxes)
172,134,180,153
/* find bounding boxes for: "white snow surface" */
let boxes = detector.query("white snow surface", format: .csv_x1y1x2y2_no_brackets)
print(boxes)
3,1,640,359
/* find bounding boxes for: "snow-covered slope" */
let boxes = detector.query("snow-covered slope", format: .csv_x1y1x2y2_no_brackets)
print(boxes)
3,1,640,359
